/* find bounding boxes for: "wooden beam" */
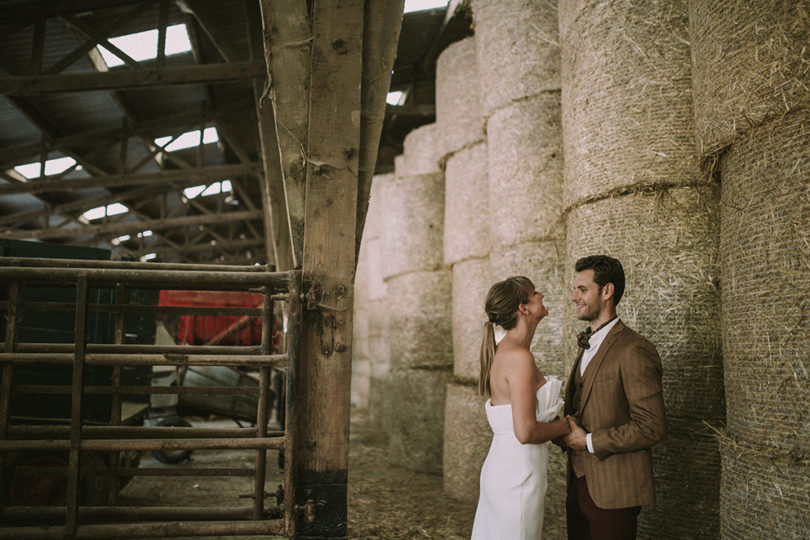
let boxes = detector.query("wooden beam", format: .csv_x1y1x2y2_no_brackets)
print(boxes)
296,0,364,536
179,0,240,63
356,0,405,260
1,209,263,240
258,0,311,269
247,0,290,271
0,61,265,95
0,163,259,195
0,0,143,24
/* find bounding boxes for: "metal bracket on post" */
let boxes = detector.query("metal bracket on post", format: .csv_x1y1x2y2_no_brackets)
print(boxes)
303,280,321,311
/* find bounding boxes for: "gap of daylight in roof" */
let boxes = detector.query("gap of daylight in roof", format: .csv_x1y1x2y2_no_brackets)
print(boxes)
386,91,406,105
183,179,233,200
80,203,129,223
98,24,192,68
155,127,219,152
13,157,82,181
404,0,448,13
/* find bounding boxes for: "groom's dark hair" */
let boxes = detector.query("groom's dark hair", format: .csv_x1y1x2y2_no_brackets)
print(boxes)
575,255,625,306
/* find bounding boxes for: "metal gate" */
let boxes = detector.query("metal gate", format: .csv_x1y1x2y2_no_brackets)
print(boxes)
0,257,301,538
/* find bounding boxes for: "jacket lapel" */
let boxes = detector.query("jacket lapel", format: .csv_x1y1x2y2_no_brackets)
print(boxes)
565,347,585,415
577,320,625,415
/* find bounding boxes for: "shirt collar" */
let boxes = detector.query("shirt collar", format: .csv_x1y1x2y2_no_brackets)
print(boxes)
587,317,619,347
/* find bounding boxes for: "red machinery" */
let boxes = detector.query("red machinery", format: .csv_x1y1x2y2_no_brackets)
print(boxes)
159,290,265,346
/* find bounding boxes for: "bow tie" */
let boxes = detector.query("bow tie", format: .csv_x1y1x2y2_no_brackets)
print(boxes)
576,318,618,349
577,328,593,349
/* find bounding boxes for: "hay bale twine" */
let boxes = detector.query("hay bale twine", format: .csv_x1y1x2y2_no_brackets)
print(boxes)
689,0,810,157
718,436,809,538
471,0,560,116
490,241,565,376
388,368,449,473
563,188,723,538
444,142,490,266
487,94,564,247
399,123,443,176
720,111,809,453
559,0,697,206
379,172,444,280
386,270,453,370
436,37,484,156
442,382,490,501
451,257,491,381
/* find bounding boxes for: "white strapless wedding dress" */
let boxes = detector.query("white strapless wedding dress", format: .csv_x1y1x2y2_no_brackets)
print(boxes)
470,376,564,540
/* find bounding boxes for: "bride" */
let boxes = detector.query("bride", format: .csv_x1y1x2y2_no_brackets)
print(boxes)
471,276,570,539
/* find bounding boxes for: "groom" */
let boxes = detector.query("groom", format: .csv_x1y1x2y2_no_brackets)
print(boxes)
559,255,666,540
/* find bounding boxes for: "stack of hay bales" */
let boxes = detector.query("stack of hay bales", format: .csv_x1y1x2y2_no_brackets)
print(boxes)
472,1,567,535
382,124,451,473
559,1,723,537
689,2,810,537
435,37,492,502
358,173,393,429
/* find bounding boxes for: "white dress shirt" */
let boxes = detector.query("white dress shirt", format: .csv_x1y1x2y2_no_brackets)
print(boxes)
580,317,619,454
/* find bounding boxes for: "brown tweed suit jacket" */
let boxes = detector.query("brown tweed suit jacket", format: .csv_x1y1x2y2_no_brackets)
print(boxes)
564,319,667,509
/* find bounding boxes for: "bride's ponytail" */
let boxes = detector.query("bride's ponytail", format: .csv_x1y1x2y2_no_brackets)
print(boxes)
478,276,533,396
479,320,496,396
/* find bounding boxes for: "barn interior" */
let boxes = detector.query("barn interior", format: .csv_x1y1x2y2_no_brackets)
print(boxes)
1,0,808,539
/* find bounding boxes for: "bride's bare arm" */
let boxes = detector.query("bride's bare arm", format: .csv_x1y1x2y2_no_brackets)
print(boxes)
507,349,570,444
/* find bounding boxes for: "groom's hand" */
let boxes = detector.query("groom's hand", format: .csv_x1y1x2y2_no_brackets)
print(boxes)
563,416,588,451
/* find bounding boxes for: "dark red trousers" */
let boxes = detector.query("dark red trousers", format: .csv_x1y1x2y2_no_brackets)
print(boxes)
566,473,641,540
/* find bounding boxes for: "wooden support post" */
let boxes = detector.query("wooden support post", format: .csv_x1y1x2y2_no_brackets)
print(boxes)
66,275,89,535
295,1,364,537
258,0,312,269
247,0,292,270
356,0,405,259
0,282,20,508
107,283,127,505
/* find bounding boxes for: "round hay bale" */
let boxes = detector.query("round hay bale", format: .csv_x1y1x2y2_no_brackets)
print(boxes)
490,240,565,375
387,270,453,370
639,417,721,539
442,381,490,502
367,375,390,431
719,110,810,452
436,37,484,156
559,0,698,206
718,435,809,538
444,142,490,265
689,1,810,157
451,257,491,381
379,172,444,280
487,94,564,247
351,356,370,410
368,299,390,430
563,187,724,422
363,173,393,243
399,123,443,176
471,0,561,116
388,368,450,473
543,449,568,540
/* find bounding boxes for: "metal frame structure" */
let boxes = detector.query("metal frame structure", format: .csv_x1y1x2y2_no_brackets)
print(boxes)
0,257,302,538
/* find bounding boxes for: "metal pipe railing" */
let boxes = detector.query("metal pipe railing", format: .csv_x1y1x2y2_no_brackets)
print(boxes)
0,260,301,537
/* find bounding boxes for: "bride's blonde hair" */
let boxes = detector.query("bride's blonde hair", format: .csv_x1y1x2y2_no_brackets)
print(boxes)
479,276,533,396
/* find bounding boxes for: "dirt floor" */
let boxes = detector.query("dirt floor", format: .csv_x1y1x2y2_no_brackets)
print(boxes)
114,410,475,539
